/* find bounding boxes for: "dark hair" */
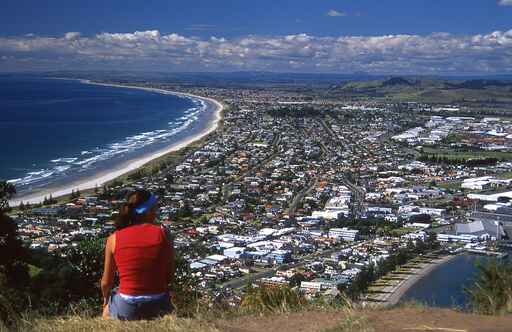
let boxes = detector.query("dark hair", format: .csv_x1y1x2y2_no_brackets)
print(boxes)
115,189,153,230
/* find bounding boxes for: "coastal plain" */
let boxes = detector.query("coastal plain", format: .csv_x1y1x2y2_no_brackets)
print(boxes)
6,75,512,323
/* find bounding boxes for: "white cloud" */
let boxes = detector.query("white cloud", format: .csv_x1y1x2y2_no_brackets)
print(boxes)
327,9,346,17
64,32,81,40
0,29,511,74
499,0,512,6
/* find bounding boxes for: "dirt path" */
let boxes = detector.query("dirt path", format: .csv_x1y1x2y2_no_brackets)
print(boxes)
366,307,512,332
216,308,512,332
216,310,348,332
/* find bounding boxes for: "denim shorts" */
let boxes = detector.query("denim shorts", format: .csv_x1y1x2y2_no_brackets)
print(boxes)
108,290,173,320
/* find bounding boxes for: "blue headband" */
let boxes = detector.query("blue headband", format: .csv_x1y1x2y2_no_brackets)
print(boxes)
134,194,158,215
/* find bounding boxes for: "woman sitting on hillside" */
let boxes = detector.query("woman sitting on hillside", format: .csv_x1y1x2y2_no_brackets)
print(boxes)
101,190,176,320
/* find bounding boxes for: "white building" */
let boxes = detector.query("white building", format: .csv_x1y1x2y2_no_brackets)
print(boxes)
328,228,359,242
223,247,246,259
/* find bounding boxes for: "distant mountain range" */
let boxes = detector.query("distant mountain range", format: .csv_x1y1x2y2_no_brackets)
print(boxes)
2,71,511,106
3,71,512,86
381,77,415,87
445,79,512,90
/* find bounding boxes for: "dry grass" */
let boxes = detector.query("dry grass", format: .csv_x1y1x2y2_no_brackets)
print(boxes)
12,314,219,332
393,300,430,312
6,305,512,332
321,308,374,332
240,285,308,314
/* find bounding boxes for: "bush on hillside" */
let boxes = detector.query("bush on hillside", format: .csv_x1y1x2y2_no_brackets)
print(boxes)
466,260,512,315
171,254,203,317
0,213,30,327
240,284,307,313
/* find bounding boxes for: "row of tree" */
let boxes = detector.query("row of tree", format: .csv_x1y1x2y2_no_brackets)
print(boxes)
330,217,402,238
418,154,499,166
341,235,440,300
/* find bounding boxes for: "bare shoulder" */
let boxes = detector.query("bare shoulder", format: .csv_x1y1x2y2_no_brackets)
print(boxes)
106,232,116,253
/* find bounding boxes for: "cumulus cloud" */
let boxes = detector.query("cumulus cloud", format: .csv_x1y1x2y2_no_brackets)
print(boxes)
327,9,346,17
0,29,511,74
499,0,512,6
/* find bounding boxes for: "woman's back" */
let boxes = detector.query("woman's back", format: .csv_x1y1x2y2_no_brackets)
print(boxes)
114,223,170,295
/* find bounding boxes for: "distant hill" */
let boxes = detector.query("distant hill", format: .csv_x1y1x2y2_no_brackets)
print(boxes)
381,77,414,87
10,71,512,107
335,77,512,107
445,79,512,90
28,70,385,87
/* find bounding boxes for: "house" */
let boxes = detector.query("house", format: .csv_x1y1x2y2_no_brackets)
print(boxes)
455,220,506,241
223,247,246,259
328,228,359,242
267,249,292,264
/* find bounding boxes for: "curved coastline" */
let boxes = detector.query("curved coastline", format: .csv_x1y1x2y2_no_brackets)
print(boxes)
368,254,459,307
9,81,224,206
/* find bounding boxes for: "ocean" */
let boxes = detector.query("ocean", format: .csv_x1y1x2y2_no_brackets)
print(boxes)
0,75,216,197
399,254,508,308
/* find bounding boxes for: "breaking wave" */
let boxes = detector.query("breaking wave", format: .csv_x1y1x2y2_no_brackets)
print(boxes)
8,97,208,189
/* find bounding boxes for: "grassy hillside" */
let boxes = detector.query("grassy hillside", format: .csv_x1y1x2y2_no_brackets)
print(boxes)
334,77,512,106
5,306,512,332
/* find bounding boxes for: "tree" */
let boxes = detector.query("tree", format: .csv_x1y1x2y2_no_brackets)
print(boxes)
66,237,106,293
426,233,440,250
19,238,108,315
172,253,202,316
0,183,22,263
0,181,16,212
409,214,432,224
99,185,111,200
466,260,512,315
0,213,30,326
179,201,193,219
289,273,306,287
0,214,28,286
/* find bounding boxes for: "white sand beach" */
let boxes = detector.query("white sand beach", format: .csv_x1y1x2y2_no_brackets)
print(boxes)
9,82,224,206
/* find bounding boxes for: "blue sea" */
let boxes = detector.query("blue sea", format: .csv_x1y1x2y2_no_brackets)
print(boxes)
400,254,509,309
0,75,216,196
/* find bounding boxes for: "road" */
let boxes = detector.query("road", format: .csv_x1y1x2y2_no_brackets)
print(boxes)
287,179,318,217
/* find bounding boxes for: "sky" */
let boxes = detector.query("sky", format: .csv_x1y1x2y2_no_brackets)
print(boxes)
0,0,511,75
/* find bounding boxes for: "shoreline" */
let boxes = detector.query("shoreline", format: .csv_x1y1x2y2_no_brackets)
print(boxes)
9,81,224,206
366,253,459,307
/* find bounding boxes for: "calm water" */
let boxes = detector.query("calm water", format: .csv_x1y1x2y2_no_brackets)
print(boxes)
0,75,215,195
400,254,505,308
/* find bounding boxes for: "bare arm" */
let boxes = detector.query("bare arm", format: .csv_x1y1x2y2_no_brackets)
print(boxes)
100,234,116,307
162,228,176,289
169,240,176,287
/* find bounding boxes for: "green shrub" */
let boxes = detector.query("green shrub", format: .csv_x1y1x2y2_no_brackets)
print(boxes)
240,285,307,314
466,260,512,315
0,291,19,328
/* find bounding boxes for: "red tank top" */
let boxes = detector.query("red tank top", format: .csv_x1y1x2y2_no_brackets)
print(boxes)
114,223,171,295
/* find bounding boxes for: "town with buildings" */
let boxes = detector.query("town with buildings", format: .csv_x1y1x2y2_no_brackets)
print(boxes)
9,83,512,305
